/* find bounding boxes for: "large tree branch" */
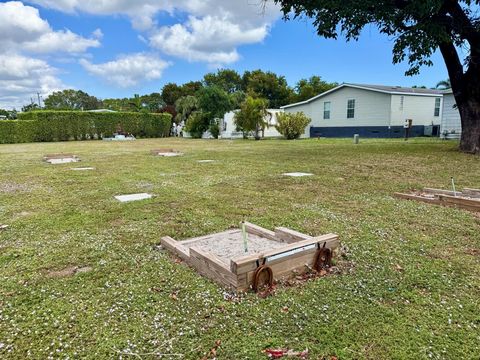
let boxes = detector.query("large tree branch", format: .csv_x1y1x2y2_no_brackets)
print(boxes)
439,40,464,97
443,0,480,46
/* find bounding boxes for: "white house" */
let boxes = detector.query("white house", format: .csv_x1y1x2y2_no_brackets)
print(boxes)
440,89,461,139
281,83,444,138
220,109,284,139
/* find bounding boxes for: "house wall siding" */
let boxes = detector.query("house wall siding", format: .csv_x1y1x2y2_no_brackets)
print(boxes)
285,87,392,128
440,93,461,136
390,94,442,127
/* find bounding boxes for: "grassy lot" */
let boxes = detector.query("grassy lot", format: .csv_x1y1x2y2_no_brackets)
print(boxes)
0,138,479,359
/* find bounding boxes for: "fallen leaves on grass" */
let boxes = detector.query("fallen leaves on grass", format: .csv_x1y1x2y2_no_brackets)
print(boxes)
201,340,222,359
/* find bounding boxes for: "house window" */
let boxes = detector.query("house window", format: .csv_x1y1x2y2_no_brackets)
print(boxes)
434,98,441,116
347,99,355,119
323,102,331,119
400,96,404,111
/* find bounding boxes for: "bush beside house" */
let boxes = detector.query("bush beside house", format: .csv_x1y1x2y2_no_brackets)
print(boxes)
275,112,311,139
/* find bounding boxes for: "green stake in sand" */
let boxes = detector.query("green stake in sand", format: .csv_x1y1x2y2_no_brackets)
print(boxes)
242,221,248,253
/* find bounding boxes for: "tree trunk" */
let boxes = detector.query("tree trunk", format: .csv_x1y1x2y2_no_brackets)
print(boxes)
458,100,480,154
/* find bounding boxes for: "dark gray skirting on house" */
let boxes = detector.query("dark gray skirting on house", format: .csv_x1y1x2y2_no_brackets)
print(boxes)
309,125,439,138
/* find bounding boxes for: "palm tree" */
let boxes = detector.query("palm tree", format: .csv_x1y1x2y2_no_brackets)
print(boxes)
436,79,451,89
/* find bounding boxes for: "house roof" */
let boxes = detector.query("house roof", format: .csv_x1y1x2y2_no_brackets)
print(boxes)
281,83,444,109
87,109,117,113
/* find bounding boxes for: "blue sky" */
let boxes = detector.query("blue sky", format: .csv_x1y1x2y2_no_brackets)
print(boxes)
0,0,449,109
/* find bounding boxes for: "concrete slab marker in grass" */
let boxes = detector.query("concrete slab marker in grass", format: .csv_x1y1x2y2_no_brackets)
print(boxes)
115,193,153,203
0,225,9,231
283,172,314,177
197,160,216,163
161,222,340,293
44,154,80,164
71,167,95,171
151,149,183,157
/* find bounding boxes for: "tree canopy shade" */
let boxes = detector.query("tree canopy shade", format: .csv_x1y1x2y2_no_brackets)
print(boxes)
44,89,102,111
270,0,480,154
294,76,338,102
203,69,243,94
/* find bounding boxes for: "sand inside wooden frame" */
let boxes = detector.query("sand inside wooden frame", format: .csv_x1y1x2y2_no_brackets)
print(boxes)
182,230,285,265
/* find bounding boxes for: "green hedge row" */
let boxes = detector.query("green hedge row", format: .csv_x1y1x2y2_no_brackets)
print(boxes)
9,111,172,143
0,120,36,144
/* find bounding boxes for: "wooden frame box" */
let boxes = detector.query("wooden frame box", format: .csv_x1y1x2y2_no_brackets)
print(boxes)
161,222,339,292
395,187,480,212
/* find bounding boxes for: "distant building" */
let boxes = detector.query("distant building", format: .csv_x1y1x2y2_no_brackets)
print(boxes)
281,83,444,138
440,89,461,139
86,109,117,113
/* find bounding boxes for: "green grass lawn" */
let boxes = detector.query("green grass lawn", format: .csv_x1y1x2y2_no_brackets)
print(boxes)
0,138,479,359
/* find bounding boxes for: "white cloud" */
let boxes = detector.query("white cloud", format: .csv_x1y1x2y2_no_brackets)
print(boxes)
150,15,269,64
27,0,281,64
80,53,170,88
0,1,100,54
0,54,66,110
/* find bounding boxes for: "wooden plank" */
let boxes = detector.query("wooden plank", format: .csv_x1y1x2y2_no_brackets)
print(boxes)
160,236,190,260
243,222,277,241
232,234,339,275
242,250,322,291
262,234,339,258
423,188,462,196
274,227,312,243
189,247,237,289
394,192,441,205
439,195,480,212
463,188,480,198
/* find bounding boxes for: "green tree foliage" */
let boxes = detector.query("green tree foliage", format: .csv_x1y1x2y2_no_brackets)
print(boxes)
243,70,293,109
229,91,247,109
197,86,232,120
161,82,203,106
21,103,40,112
0,109,16,119
436,79,451,89
175,96,199,125
234,96,268,140
203,69,243,94
293,76,337,102
270,0,480,153
275,112,311,140
181,81,203,97
44,89,102,110
161,83,184,106
184,111,208,139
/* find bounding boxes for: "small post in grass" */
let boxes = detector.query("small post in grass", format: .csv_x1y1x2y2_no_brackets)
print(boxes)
353,134,360,144
451,177,457,197
241,221,248,253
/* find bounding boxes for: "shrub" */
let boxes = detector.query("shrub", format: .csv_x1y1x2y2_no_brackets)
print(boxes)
275,112,311,140
184,111,209,138
234,96,268,140
0,120,36,144
17,111,171,142
209,121,220,139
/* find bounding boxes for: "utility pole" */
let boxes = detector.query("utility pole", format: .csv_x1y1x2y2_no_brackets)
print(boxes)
37,92,42,108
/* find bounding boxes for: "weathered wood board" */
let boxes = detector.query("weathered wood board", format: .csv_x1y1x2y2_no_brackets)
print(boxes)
161,223,340,292
395,188,480,213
